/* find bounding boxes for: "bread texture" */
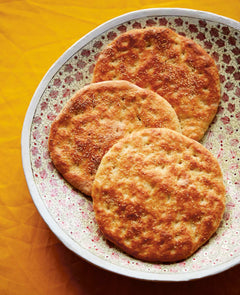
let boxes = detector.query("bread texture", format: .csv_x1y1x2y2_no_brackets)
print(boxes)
48,81,181,196
92,27,221,141
92,128,225,262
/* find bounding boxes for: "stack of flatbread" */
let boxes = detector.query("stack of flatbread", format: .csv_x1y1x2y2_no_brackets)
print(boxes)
49,27,225,262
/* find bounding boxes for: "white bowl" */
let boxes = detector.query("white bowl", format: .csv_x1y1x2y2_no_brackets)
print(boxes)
21,8,240,281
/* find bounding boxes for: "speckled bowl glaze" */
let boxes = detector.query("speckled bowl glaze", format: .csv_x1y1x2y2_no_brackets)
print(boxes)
22,8,240,281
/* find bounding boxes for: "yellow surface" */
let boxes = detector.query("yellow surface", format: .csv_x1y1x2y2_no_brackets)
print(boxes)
0,1,239,294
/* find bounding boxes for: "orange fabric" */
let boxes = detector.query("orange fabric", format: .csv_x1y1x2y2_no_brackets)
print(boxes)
0,1,240,294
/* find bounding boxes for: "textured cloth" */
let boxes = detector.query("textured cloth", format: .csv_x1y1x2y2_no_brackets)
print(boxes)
0,1,239,294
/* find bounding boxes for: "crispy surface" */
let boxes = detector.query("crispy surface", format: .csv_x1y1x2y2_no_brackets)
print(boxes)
48,81,181,196
92,128,225,262
92,27,221,141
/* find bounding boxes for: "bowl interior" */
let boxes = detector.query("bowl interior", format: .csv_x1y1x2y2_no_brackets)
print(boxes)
27,11,240,280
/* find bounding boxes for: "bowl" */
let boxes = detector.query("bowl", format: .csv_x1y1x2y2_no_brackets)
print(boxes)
21,8,240,281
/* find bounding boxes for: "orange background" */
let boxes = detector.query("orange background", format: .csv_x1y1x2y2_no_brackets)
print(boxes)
0,1,240,294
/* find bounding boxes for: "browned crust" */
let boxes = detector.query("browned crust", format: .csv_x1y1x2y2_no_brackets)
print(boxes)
48,81,181,196
92,128,226,262
92,27,221,141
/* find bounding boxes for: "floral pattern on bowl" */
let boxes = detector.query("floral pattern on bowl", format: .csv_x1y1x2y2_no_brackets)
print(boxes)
24,10,240,280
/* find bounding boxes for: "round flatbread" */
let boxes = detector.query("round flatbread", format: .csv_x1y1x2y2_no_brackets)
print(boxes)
92,27,221,141
48,81,181,196
92,128,225,262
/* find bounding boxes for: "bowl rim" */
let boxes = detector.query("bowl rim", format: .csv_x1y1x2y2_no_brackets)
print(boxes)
21,8,240,281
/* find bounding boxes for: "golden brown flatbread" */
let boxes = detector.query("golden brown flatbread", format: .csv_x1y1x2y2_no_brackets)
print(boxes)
92,27,221,141
48,81,181,196
92,128,225,262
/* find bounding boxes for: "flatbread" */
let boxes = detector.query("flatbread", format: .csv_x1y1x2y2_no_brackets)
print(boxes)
92,128,225,262
92,27,221,141
48,81,181,196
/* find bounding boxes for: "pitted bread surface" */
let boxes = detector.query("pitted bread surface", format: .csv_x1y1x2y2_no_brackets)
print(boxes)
48,81,181,196
92,128,225,262
93,27,221,141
